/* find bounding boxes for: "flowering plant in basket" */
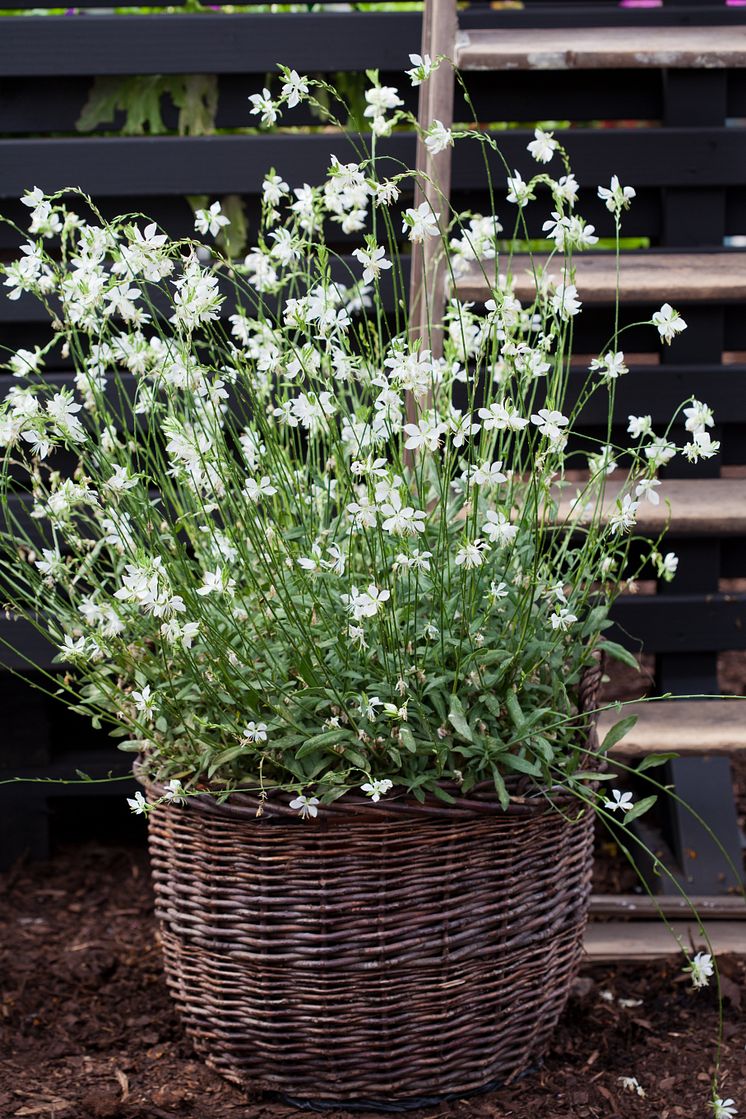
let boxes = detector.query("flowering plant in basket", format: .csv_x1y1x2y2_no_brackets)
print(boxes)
0,66,713,815
0,60,730,1109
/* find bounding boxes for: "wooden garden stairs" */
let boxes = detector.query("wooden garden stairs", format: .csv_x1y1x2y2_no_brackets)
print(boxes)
410,0,746,959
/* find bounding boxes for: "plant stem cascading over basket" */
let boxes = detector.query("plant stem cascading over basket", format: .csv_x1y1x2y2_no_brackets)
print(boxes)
0,61,714,1105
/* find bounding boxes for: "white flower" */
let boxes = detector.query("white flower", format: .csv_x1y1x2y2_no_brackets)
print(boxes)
635,478,661,505
380,493,426,536
652,303,687,343
402,202,440,243
597,175,636,214
527,127,557,164
550,608,577,632
628,414,653,439
685,951,714,989
131,684,156,719
478,401,528,432
618,1077,646,1099
262,171,289,206
531,408,569,445
242,721,268,744
352,243,392,285
683,399,714,434
289,794,320,819
551,282,581,320
342,584,391,621
425,120,453,157
482,510,517,546
455,539,489,568
472,460,507,487
488,581,509,603
604,789,634,813
506,170,532,207
281,69,309,108
163,779,186,806
194,201,230,238
373,180,401,207
127,791,149,816
712,1099,738,1119
609,494,638,535
360,778,393,802
406,52,437,86
654,551,679,581
248,88,279,128
684,430,720,462
360,695,383,721
197,567,236,597
590,351,627,382
245,475,277,502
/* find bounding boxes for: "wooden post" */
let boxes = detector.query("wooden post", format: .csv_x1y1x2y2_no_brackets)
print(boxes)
407,0,457,431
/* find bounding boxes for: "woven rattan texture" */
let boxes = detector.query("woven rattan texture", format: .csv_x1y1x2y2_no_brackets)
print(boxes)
149,807,593,1103
144,665,601,1105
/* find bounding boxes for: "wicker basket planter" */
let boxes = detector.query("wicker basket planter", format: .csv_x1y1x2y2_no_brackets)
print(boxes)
138,668,600,1109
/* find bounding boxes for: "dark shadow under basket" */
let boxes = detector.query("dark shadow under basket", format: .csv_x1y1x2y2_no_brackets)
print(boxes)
139,666,601,1108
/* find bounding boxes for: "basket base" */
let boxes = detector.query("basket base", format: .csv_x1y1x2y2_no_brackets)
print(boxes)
277,1067,536,1113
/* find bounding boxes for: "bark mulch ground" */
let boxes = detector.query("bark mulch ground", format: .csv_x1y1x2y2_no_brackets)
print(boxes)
1,844,744,1119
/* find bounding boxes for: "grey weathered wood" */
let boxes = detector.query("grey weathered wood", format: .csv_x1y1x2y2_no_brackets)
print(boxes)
584,920,746,960
599,700,746,757
556,478,746,537
456,251,746,303
408,0,457,378
590,894,746,918
456,26,746,72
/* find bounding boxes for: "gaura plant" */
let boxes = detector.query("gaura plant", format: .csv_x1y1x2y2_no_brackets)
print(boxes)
0,64,717,820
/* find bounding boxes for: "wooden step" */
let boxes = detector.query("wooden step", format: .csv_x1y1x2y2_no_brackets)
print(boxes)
590,894,746,919
556,478,746,538
599,700,746,758
456,26,746,72
455,251,746,305
584,919,746,961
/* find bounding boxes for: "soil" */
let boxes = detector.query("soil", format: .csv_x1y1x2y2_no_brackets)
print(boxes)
1,844,744,1119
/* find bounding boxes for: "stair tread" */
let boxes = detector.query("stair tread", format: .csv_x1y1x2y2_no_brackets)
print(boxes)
600,699,746,756
590,894,746,919
455,251,746,304
584,919,746,960
456,26,746,71
556,478,746,537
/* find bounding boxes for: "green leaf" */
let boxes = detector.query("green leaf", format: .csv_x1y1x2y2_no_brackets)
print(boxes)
155,716,168,734
207,744,247,778
343,747,369,771
448,695,473,742
117,740,144,753
505,691,525,732
430,783,456,805
621,794,657,825
637,752,677,773
598,640,640,672
490,764,510,810
503,753,542,777
600,715,638,754
398,725,417,754
296,730,346,757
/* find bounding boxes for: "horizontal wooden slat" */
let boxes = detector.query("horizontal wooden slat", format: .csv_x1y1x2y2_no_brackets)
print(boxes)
584,919,746,960
599,700,746,758
1,128,745,200
557,478,746,537
590,894,746,919
456,251,746,304
609,593,746,652
3,10,745,77
456,26,746,72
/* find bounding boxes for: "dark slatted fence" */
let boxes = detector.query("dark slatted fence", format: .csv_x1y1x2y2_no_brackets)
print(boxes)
1,0,745,878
